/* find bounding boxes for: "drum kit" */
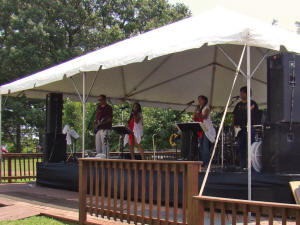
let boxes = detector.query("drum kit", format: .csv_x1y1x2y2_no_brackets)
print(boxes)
168,120,264,172
217,124,263,172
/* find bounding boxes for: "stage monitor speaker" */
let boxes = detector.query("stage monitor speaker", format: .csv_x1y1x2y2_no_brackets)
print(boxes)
267,53,300,123
262,123,300,173
46,93,63,133
44,133,66,162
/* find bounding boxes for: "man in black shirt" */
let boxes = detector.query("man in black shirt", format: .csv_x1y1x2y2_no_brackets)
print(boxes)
233,86,260,169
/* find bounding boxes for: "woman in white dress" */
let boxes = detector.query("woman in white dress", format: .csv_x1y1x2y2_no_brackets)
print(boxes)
193,95,216,166
124,103,145,160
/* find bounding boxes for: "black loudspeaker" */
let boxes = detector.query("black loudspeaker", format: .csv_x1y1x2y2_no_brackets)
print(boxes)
267,53,300,123
46,93,63,133
44,133,66,162
262,123,300,173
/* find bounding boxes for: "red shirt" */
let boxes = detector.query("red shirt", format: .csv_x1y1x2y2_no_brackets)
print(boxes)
193,111,204,139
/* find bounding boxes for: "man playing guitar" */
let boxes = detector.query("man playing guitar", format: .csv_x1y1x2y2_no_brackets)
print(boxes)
94,95,113,158
233,86,259,170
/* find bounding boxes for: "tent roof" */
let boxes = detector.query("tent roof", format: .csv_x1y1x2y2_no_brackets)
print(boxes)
1,7,300,109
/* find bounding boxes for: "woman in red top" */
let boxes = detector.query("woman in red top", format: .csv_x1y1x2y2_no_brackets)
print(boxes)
193,95,214,166
124,103,145,160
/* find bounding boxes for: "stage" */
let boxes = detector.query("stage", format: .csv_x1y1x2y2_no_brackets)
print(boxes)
36,161,300,204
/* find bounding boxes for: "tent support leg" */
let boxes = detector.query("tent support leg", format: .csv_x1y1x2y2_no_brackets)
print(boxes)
2,94,9,106
250,50,271,77
221,127,224,168
85,67,101,102
210,46,218,105
0,94,2,183
82,73,86,158
218,46,247,78
121,67,127,98
216,62,266,85
247,46,252,202
199,45,246,196
70,77,83,102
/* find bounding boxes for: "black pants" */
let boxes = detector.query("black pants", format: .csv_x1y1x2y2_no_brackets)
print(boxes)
237,128,256,168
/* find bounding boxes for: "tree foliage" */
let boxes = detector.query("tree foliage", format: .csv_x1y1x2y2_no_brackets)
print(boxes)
0,0,190,152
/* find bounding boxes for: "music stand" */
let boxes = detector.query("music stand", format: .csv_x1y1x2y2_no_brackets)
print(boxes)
176,122,203,133
112,125,133,159
176,122,203,160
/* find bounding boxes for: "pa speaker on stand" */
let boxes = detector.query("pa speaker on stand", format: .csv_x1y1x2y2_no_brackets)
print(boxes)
262,53,300,173
44,133,67,163
44,93,66,162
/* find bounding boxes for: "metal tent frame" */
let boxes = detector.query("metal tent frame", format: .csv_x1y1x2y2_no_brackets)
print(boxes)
0,43,273,202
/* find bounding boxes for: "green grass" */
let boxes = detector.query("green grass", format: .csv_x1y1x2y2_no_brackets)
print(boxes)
0,216,77,225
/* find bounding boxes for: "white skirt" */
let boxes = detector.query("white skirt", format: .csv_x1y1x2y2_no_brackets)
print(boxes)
124,122,143,146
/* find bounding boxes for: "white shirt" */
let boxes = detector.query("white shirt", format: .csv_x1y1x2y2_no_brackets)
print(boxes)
201,105,216,143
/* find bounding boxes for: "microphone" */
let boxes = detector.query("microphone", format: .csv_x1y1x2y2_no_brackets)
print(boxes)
232,96,240,99
186,100,195,105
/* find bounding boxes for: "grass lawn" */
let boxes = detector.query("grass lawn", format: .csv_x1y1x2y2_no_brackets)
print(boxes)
0,216,77,225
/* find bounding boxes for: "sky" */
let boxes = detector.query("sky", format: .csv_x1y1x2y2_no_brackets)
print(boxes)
168,0,300,32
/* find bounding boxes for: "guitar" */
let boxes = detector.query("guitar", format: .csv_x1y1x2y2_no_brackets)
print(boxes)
94,118,104,134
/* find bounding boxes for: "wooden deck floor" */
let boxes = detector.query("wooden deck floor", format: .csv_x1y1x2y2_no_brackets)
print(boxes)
0,182,128,224
0,183,296,225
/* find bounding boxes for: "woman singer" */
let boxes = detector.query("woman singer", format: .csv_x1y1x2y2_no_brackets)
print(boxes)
193,95,216,166
124,103,145,160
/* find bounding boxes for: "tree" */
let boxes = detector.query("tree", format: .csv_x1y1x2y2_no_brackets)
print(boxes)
0,0,190,152
2,96,45,152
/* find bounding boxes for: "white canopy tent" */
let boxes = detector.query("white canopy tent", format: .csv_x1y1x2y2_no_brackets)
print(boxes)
1,7,300,200
3,7,300,108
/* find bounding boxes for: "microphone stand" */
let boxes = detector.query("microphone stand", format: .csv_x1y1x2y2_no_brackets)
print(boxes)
216,98,239,119
216,97,239,168
172,103,194,160
173,103,194,122
121,104,125,125
118,104,128,153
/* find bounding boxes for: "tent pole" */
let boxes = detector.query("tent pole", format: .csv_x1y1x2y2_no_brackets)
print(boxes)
221,127,224,168
218,46,247,78
70,77,83,103
0,94,2,183
199,45,246,196
247,45,252,201
121,67,127,98
82,73,86,158
250,50,270,77
85,67,101,103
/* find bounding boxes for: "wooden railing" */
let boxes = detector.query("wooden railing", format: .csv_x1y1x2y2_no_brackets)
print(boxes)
1,153,43,183
192,196,300,225
79,159,201,225
109,151,181,160
0,152,81,183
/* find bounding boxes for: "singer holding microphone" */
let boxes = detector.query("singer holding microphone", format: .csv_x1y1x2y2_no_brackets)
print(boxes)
193,95,216,166
124,103,145,160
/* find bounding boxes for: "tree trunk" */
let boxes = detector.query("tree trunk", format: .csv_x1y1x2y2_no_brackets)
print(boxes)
16,125,21,153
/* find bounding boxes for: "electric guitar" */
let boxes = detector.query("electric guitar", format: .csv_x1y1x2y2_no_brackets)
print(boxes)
94,118,104,134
